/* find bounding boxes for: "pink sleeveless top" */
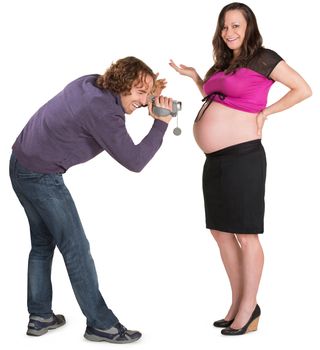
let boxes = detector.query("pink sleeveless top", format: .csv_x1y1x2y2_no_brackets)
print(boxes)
202,48,283,113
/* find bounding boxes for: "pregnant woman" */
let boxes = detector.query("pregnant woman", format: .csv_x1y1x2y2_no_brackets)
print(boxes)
170,2,311,336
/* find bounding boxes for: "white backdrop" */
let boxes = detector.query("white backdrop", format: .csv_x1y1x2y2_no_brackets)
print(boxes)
1,0,319,349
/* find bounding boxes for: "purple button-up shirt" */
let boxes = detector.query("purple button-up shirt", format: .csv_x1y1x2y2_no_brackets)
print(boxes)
12,75,168,173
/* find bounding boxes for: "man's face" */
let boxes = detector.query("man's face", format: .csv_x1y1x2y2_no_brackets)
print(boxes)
120,74,154,114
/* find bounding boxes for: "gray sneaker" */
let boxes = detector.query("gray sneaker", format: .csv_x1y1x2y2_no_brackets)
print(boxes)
84,322,142,343
27,314,66,336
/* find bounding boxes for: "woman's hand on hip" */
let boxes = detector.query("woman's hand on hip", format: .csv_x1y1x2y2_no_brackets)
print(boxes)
256,110,268,136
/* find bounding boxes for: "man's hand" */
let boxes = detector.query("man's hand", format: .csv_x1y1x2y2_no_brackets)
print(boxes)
152,73,167,97
148,96,173,124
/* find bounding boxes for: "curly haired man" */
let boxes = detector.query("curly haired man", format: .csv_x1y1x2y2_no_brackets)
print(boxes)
10,56,173,344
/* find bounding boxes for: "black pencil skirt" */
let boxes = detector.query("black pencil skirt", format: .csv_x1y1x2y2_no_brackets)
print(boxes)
202,139,266,234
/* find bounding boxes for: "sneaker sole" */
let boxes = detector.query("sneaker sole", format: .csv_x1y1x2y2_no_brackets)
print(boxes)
27,320,66,336
84,332,141,344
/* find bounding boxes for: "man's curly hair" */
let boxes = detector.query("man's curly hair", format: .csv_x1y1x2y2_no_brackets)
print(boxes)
96,56,155,95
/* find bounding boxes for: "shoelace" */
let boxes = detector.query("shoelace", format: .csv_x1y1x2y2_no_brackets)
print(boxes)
116,323,128,337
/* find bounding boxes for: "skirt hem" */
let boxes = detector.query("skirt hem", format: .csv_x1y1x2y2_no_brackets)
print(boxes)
206,225,264,234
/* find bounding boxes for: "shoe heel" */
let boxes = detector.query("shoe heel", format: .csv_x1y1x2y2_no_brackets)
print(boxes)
247,316,259,333
84,332,103,342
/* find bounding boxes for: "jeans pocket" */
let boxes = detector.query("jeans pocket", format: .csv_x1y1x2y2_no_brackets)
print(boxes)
50,173,64,186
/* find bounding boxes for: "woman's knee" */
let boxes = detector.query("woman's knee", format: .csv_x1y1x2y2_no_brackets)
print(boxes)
211,229,235,245
236,234,259,248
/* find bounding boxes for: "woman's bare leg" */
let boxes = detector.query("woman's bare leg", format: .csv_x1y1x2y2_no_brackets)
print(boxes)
211,230,243,320
230,233,264,329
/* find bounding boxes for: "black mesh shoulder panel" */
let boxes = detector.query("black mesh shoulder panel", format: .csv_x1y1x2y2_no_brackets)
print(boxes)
246,48,283,78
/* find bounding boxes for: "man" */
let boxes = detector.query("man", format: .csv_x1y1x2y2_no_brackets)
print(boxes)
9,56,172,343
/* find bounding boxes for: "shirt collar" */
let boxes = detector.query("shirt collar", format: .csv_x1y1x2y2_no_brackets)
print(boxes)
112,92,125,114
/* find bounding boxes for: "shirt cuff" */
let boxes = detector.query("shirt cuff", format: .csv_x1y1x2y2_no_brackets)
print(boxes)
153,119,169,133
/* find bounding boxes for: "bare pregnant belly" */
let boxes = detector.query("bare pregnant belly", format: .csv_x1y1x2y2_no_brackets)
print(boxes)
193,102,261,153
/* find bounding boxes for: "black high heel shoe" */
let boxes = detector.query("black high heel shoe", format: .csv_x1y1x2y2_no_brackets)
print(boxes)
213,319,234,328
221,304,261,336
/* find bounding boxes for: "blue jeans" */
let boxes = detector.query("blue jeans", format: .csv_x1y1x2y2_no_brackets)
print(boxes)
9,153,118,329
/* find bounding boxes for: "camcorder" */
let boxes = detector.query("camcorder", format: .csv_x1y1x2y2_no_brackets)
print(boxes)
150,96,182,117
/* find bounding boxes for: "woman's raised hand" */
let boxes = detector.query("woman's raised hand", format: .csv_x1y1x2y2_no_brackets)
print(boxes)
169,59,198,80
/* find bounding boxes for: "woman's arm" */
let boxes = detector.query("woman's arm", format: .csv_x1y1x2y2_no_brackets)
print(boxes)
263,61,312,117
169,60,206,96
256,61,312,136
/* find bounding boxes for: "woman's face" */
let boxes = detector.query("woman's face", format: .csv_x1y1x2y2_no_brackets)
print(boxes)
221,9,247,56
